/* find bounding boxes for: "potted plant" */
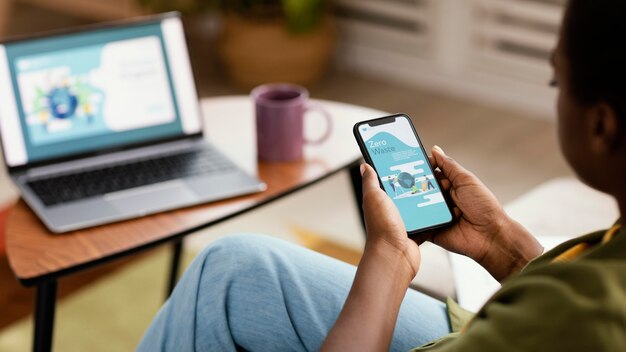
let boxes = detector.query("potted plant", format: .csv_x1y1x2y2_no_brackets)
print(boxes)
138,0,335,89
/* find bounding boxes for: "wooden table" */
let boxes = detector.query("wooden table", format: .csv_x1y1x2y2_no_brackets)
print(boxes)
5,96,386,352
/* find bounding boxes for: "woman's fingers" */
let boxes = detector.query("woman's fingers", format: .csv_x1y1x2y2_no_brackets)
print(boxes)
360,163,383,196
360,163,408,240
432,146,469,182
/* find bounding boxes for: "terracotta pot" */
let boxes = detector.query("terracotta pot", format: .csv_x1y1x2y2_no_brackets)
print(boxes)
219,15,335,89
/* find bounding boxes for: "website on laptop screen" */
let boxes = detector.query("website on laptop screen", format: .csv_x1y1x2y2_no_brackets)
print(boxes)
0,17,201,167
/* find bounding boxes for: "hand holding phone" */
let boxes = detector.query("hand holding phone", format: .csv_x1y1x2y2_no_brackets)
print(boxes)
353,114,454,236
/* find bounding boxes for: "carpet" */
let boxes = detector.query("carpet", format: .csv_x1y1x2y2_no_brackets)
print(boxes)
0,247,193,351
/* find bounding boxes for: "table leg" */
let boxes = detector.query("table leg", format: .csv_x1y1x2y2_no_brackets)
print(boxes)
33,280,57,352
348,162,366,233
166,239,183,298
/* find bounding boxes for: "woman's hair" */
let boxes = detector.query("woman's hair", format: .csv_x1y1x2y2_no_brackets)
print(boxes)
563,0,626,117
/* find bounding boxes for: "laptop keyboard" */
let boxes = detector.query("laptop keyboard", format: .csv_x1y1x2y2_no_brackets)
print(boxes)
27,148,237,206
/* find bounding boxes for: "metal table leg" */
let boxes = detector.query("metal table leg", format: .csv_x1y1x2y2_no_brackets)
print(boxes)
33,280,57,352
166,240,183,298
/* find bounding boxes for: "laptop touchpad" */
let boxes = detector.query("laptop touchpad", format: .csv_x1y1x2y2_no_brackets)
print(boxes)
105,180,198,215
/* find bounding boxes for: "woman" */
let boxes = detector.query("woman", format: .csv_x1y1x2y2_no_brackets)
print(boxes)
138,0,626,350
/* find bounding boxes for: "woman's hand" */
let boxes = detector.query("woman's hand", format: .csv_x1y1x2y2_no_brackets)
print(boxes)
323,147,543,351
360,163,421,282
421,146,543,281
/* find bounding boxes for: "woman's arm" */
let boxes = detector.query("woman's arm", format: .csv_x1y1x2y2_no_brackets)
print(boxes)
321,164,420,351
320,242,415,351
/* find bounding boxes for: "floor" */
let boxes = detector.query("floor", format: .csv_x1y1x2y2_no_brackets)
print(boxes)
0,1,573,338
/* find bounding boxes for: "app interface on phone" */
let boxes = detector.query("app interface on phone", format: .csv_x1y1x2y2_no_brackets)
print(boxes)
359,116,452,232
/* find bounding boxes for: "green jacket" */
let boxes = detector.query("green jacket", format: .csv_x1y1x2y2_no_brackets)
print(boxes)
413,225,626,351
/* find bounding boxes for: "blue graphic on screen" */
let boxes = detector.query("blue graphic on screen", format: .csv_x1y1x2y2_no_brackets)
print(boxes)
4,23,184,163
359,116,452,232
16,43,111,146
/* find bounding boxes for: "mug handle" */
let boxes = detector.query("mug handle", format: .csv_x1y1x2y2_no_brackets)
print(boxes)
304,103,333,145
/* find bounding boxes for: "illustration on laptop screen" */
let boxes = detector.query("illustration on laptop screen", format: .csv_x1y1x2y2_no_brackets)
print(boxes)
0,21,194,165
358,116,452,231
16,36,174,146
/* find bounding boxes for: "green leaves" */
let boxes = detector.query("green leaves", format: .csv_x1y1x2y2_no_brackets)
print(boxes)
283,0,326,33
138,0,328,33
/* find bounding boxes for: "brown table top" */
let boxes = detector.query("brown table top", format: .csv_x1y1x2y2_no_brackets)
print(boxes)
6,96,386,286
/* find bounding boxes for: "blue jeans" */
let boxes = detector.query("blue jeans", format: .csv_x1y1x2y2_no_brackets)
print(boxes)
138,234,450,351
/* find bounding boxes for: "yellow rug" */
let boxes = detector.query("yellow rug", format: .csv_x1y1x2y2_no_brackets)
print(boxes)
291,225,363,266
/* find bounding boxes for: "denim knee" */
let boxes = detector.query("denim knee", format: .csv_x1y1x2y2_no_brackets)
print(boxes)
209,233,277,255
194,233,282,273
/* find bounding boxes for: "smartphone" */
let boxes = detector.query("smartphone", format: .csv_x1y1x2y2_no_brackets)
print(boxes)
353,113,454,236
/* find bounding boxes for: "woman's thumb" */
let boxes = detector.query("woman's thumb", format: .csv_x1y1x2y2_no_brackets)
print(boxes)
360,163,381,194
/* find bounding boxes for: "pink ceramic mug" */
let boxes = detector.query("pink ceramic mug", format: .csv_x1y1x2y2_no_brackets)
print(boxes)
252,83,332,162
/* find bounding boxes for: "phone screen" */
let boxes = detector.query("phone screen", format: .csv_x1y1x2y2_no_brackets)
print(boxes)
357,115,452,233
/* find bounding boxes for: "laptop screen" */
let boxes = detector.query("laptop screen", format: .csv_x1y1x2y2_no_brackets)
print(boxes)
0,15,202,168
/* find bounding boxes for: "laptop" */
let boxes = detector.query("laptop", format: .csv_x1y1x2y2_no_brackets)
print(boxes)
0,13,266,233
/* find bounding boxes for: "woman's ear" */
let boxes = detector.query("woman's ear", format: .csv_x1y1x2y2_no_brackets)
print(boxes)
587,102,620,154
